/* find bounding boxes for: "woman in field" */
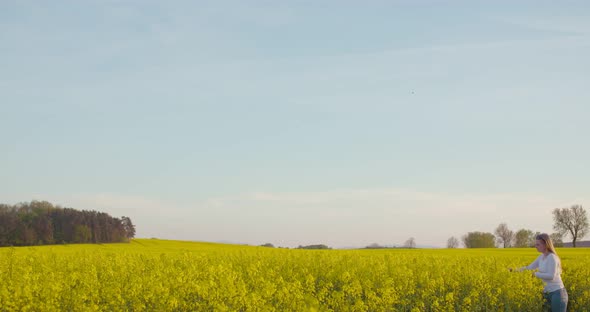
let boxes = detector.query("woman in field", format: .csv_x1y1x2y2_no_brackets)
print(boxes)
515,233,568,311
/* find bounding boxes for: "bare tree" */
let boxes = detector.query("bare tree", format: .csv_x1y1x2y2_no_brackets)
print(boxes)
447,236,459,248
553,205,589,248
404,237,416,248
495,223,514,248
550,233,564,247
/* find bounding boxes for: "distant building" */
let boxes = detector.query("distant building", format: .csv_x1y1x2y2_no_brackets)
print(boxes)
563,241,590,247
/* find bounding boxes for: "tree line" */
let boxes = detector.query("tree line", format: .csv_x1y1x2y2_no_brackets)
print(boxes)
262,203,588,250
259,243,332,249
447,204,588,248
0,200,135,247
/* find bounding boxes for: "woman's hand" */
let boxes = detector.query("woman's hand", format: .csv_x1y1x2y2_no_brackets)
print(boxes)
532,271,536,278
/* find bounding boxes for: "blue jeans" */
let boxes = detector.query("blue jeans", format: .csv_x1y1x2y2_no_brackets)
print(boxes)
543,288,568,312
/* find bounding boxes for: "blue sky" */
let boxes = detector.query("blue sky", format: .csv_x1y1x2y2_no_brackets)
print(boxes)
1,1,589,247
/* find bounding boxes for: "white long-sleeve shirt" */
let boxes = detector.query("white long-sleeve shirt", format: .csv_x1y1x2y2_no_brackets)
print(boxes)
521,253,564,293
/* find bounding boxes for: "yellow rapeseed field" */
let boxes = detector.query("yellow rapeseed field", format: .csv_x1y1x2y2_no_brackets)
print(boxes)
0,239,588,311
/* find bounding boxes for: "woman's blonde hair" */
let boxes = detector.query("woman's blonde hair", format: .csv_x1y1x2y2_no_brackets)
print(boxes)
536,233,558,256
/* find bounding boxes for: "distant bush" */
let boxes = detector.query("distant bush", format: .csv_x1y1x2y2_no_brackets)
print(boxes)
297,244,331,250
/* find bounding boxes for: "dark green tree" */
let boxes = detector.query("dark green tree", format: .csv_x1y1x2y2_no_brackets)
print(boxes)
0,201,133,246
462,232,496,248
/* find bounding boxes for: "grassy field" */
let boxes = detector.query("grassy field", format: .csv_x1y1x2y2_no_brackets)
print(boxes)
1,239,588,311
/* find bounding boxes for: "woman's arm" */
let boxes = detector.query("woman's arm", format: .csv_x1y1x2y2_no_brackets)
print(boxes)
517,256,540,271
535,255,558,280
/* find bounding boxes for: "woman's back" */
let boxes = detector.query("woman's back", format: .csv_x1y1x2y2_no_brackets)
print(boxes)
532,253,564,293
